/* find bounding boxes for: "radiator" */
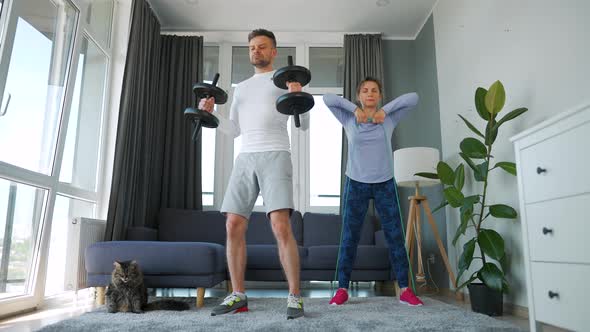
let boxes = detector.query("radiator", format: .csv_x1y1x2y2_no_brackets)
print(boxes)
64,217,106,291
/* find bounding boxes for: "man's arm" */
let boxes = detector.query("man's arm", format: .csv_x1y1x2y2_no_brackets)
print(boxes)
200,89,241,138
286,81,311,130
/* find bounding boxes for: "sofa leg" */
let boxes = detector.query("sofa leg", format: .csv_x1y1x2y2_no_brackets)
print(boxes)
374,281,382,290
96,287,106,305
196,287,205,308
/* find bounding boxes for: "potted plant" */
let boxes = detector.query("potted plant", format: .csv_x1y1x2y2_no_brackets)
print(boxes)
416,80,527,316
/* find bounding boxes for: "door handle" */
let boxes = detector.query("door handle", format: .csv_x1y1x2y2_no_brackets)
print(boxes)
0,93,11,117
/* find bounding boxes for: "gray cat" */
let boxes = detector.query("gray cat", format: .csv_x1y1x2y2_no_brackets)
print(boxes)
105,260,189,313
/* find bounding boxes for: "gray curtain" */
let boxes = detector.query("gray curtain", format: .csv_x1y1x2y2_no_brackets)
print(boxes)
340,34,385,214
157,35,203,211
105,0,203,241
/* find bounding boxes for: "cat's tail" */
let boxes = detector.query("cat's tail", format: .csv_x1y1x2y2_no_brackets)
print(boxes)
143,300,189,311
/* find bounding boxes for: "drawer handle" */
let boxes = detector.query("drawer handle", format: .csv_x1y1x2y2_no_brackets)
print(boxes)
548,291,559,299
542,227,553,235
536,167,547,174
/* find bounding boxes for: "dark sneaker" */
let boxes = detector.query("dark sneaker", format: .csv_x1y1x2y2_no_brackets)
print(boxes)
286,294,304,320
399,288,424,306
329,288,349,305
211,292,248,316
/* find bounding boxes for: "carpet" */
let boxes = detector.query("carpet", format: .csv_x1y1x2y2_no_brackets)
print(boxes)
37,297,522,331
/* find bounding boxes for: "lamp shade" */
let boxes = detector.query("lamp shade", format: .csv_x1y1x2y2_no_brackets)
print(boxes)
393,147,440,188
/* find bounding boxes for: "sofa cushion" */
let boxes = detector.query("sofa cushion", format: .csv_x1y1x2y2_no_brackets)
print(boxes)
302,213,376,246
85,241,226,275
158,209,226,245
303,245,390,270
246,244,307,269
246,211,303,245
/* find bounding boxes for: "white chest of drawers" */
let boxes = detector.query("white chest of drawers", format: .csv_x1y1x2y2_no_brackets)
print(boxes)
511,103,590,332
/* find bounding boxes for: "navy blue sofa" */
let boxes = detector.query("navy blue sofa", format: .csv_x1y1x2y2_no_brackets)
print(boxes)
85,209,394,305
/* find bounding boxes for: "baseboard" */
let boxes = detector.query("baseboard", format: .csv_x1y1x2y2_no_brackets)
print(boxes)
503,302,528,319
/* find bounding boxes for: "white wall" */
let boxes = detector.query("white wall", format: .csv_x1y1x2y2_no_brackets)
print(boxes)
433,0,590,307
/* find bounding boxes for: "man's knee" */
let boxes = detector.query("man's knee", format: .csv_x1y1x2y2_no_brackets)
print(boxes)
270,216,293,243
226,213,247,238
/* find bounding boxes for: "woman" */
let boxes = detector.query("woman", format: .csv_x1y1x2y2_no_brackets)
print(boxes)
324,77,423,306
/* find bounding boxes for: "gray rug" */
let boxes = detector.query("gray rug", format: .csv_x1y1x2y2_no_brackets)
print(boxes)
37,297,521,332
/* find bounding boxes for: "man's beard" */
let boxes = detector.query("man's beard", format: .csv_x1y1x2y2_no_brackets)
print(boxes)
251,58,270,68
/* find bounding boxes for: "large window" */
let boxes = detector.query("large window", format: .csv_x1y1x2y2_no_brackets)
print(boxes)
307,47,344,211
0,179,47,299
309,47,344,88
44,195,95,296
0,1,77,174
231,46,296,86
59,37,108,191
85,0,113,48
0,0,114,315
201,42,344,213
201,46,219,206
309,96,342,207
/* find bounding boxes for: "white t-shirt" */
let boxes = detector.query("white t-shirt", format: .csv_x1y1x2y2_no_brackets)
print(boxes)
215,70,309,153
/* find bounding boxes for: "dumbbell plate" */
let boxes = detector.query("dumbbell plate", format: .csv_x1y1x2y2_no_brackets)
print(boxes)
273,66,312,89
276,92,315,115
184,107,219,128
192,83,228,104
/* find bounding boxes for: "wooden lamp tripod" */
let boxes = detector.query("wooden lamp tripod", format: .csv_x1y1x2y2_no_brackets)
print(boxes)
393,148,457,291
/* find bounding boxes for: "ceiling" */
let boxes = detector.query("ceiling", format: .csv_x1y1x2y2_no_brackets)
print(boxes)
148,0,438,39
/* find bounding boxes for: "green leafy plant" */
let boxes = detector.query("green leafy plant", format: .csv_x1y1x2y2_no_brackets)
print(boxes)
416,80,527,293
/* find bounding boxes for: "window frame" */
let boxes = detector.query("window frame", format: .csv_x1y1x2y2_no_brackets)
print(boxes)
190,36,344,214
0,0,115,316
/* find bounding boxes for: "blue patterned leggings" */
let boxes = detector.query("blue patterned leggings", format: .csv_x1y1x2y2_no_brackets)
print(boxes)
338,176,409,289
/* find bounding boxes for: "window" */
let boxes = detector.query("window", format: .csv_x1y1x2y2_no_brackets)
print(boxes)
231,46,295,86
85,0,113,48
309,96,342,207
44,196,95,296
201,46,219,206
0,1,77,174
204,42,343,213
309,47,344,88
0,0,114,315
59,37,108,191
307,47,344,211
0,179,47,299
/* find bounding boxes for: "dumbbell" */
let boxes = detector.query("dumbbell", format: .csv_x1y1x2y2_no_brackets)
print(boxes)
184,73,228,142
273,56,315,128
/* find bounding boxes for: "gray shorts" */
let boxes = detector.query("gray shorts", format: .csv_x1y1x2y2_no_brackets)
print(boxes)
221,151,294,219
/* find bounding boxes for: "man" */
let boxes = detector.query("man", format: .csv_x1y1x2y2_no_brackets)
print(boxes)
199,29,309,320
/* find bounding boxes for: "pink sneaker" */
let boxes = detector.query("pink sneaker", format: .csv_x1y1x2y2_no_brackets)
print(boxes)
399,288,423,306
329,288,349,305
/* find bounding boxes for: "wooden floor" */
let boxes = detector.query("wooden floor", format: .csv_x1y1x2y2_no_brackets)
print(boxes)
0,283,564,332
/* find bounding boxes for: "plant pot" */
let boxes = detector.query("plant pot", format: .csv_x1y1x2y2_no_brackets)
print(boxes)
467,282,503,316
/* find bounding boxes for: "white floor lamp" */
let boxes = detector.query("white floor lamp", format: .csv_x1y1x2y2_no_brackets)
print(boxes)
393,147,457,290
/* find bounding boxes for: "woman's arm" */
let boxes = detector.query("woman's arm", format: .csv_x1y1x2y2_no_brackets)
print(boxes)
381,92,419,123
323,94,357,125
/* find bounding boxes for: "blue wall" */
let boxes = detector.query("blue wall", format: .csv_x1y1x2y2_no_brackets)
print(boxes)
382,15,449,289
